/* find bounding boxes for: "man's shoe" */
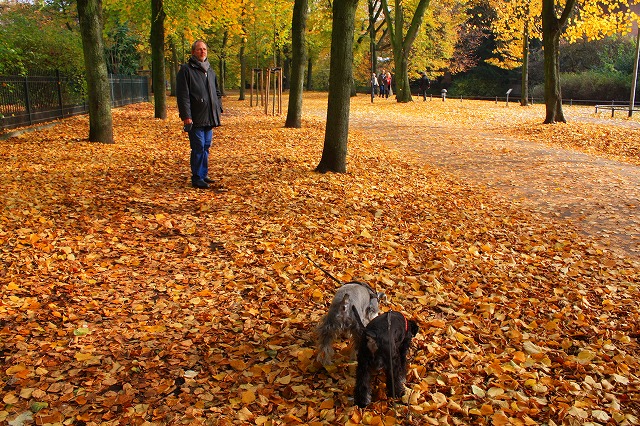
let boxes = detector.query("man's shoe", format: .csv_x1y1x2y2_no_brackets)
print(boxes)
203,177,217,184
192,180,209,189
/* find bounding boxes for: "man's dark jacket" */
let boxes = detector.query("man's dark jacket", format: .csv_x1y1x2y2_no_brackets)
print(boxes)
176,57,222,127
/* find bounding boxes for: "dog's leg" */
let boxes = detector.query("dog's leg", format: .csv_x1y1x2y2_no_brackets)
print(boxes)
387,329,413,397
387,355,407,398
354,352,373,408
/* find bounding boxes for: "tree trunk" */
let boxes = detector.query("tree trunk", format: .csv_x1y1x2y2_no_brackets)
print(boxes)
542,0,576,123
239,38,246,101
381,0,431,103
169,38,179,97
76,0,113,143
395,54,411,102
285,0,308,128
219,30,229,97
316,0,359,173
520,21,529,106
368,0,379,74
151,0,166,119
306,55,313,90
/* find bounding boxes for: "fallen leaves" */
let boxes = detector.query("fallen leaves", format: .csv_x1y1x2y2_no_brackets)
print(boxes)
0,95,639,425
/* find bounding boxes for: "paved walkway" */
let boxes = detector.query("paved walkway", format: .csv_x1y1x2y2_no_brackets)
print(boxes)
344,101,640,260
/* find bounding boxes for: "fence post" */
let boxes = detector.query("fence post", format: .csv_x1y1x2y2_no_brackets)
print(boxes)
56,70,64,117
24,76,33,125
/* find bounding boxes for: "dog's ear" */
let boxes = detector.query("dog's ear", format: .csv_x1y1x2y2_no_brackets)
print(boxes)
408,320,419,337
340,293,351,312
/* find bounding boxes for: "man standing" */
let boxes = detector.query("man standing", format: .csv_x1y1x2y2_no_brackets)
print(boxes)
418,72,430,101
378,69,386,98
177,40,223,189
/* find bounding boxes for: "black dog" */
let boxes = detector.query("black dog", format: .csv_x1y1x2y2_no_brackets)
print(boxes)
352,307,419,408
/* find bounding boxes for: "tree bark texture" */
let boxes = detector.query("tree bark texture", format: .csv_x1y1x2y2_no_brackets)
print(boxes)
316,0,359,173
151,0,166,119
285,0,308,128
77,0,113,143
541,0,576,123
169,39,179,97
306,55,313,90
239,39,246,101
219,30,229,96
520,22,529,106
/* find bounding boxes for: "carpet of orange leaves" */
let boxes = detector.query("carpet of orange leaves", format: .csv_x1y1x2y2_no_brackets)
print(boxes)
1,94,639,425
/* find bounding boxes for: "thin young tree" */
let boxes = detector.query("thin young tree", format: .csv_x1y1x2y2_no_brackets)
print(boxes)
151,0,167,119
316,0,359,173
285,0,309,128
77,0,114,143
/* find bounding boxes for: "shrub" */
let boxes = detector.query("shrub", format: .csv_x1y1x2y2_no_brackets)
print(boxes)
449,65,513,97
531,70,633,102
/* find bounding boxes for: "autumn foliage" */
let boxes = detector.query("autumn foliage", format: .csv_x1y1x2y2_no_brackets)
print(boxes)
1,94,639,425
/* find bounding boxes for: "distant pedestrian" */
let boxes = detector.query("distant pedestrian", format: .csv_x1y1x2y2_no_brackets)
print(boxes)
378,69,387,98
385,72,392,98
176,40,223,190
371,72,378,102
418,72,430,101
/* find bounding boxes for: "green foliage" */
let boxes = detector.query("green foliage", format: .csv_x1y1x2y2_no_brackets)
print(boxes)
0,3,84,76
558,36,637,75
531,70,632,101
449,65,512,96
105,21,142,75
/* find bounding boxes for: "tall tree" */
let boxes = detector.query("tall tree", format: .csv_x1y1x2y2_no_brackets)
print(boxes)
541,0,638,123
151,0,166,119
541,0,576,123
285,0,309,128
316,0,359,173
487,0,541,106
380,0,431,102
77,0,114,143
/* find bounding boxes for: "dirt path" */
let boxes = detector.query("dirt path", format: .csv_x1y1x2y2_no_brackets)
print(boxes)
340,99,640,260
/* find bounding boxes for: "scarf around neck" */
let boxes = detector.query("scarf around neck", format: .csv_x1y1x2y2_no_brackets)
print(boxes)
190,55,211,73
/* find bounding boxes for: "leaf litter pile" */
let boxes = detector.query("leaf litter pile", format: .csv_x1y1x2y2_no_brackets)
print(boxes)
1,95,639,425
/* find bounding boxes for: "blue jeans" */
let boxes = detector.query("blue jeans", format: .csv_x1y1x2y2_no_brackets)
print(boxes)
188,126,212,182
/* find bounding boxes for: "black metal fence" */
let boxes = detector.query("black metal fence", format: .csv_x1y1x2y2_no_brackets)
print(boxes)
0,71,149,130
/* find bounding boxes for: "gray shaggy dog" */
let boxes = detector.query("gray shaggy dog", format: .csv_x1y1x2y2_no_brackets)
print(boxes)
316,282,384,366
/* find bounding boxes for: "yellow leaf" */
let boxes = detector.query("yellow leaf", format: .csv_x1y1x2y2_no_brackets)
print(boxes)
6,364,26,375
360,229,372,238
236,407,253,421
276,375,291,385
75,352,93,361
3,393,18,404
319,399,334,409
577,349,596,364
241,390,256,404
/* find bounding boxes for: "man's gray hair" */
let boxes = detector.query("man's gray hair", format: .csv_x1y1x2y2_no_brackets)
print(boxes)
191,40,208,53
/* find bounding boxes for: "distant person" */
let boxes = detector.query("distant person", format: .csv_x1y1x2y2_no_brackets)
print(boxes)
371,72,379,102
385,72,392,98
419,72,430,101
378,69,387,98
176,40,223,189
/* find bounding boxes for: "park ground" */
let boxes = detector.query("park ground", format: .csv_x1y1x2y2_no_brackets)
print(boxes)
0,92,639,425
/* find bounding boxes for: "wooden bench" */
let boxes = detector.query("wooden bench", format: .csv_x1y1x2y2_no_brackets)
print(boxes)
594,104,640,117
